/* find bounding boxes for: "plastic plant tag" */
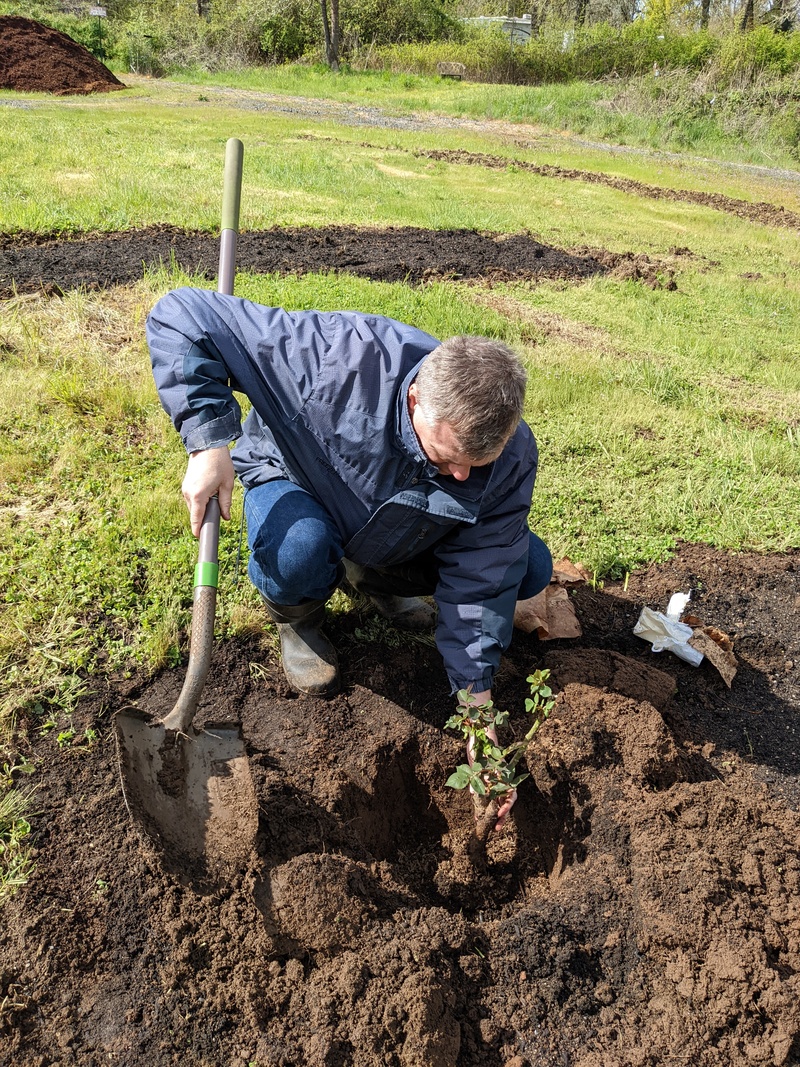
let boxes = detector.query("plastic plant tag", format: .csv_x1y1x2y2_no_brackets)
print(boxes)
665,591,692,620
633,606,704,667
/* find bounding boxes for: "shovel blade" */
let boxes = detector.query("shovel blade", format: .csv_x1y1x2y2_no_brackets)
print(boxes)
115,709,258,884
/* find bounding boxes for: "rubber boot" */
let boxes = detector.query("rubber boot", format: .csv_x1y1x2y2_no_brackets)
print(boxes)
342,560,436,631
262,597,339,696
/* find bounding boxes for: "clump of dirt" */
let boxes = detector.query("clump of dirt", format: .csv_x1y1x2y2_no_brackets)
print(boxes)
0,224,677,297
1,544,799,1066
0,16,125,96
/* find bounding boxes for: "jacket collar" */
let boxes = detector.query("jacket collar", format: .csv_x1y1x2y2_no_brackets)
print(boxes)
396,360,438,475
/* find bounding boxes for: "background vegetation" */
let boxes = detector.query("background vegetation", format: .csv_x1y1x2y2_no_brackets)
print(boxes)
3,0,800,79
3,0,799,159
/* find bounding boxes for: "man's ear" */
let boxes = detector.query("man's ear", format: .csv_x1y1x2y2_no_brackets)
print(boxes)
407,380,419,412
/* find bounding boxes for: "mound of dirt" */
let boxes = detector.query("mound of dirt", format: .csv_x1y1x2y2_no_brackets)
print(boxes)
0,16,125,96
1,544,799,1065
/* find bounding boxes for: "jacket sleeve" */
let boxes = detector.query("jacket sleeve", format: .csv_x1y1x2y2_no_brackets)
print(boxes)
146,287,314,454
147,288,244,452
432,425,538,695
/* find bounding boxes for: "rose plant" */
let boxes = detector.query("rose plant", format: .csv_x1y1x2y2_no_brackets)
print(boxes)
445,669,555,850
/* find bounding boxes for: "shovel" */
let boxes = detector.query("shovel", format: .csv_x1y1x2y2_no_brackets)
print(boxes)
115,138,258,883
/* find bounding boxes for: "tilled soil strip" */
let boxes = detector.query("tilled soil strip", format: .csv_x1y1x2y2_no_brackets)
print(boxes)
415,148,800,231
0,225,676,297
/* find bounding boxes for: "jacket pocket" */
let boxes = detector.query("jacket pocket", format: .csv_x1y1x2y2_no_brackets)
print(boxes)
344,499,451,567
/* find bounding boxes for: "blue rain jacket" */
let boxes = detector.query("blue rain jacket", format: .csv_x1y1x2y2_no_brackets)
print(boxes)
147,287,538,694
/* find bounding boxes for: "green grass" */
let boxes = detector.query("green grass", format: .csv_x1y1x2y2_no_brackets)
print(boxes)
159,64,800,170
2,90,799,239
3,69,800,236
0,73,799,897
0,756,35,903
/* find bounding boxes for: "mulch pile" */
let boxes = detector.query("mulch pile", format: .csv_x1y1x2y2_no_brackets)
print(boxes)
0,16,125,96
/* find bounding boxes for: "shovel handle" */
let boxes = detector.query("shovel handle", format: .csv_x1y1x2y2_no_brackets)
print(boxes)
163,139,243,733
197,494,221,567
219,137,243,297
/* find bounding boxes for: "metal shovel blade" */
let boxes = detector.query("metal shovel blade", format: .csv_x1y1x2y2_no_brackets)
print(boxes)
115,708,259,883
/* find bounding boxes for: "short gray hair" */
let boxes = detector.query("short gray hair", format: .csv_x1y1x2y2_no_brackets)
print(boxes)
414,336,527,460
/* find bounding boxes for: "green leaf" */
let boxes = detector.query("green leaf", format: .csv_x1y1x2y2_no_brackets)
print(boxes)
446,765,472,790
489,781,514,796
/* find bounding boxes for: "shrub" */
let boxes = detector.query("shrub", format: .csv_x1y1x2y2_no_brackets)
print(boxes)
363,25,800,87
716,26,800,82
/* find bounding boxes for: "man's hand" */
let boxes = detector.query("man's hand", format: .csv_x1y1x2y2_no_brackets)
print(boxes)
462,688,517,832
492,788,517,832
182,446,234,537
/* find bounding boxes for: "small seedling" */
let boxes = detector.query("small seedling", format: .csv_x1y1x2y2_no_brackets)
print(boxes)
0,757,35,791
56,728,76,749
445,697,521,798
445,669,555,849
38,715,58,736
446,669,554,798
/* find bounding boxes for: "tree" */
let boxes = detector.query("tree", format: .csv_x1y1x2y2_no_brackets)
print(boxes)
321,0,340,69
739,0,755,29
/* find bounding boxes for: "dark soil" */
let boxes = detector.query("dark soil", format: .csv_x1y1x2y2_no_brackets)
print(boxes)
2,543,799,1067
0,17,125,96
0,224,679,297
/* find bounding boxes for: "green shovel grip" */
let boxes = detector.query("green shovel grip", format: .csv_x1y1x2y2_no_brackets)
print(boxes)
194,561,219,589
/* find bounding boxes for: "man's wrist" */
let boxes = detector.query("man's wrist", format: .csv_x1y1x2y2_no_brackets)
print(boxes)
189,444,231,457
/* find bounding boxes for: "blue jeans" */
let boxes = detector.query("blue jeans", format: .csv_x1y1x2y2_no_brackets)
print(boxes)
245,479,552,605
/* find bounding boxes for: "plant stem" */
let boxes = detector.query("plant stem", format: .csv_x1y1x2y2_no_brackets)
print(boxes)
505,712,548,772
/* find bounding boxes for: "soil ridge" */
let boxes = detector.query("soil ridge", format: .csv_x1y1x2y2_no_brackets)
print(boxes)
0,224,678,296
416,147,800,232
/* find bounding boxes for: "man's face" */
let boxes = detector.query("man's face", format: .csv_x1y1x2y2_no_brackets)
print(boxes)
407,383,502,482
